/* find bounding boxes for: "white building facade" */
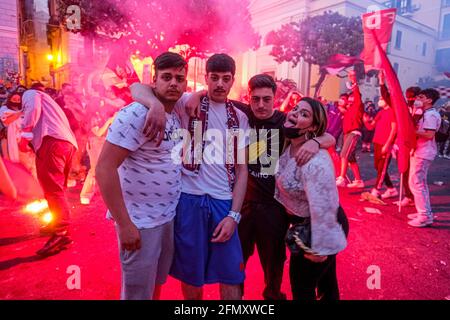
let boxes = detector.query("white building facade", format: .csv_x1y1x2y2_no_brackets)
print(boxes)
0,0,19,81
239,0,446,101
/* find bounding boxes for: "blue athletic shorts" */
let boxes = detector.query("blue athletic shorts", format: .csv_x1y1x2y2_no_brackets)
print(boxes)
170,193,245,287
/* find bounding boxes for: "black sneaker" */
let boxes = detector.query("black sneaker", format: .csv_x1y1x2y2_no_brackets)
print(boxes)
39,224,55,237
36,232,73,257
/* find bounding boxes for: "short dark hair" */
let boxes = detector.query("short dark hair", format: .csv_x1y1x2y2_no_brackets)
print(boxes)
419,88,440,105
206,53,236,76
153,52,187,75
61,83,72,89
339,93,349,99
31,82,45,90
406,86,421,97
248,74,277,94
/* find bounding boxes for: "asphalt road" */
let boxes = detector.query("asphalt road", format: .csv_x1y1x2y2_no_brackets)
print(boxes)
0,151,449,300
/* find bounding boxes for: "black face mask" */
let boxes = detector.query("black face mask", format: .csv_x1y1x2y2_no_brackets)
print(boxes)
282,126,302,139
7,102,22,111
282,124,313,139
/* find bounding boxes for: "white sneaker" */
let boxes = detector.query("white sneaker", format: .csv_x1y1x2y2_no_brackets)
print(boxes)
407,213,419,220
67,179,77,188
408,216,433,227
381,188,399,199
336,176,346,187
394,197,414,207
347,180,365,188
80,197,90,205
370,188,381,198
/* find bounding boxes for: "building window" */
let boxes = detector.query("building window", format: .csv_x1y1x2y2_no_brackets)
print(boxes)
395,31,402,49
393,63,399,74
443,14,450,39
443,0,450,9
422,42,427,56
436,48,450,72
385,0,413,14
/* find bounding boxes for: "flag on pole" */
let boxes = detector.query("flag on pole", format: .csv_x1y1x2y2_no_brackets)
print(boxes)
362,8,396,72
362,9,416,173
321,54,363,75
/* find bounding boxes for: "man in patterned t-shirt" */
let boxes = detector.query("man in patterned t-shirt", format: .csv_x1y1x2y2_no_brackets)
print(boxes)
96,52,187,300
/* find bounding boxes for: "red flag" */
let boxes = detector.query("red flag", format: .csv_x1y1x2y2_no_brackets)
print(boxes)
366,15,416,174
362,9,396,72
321,54,363,75
106,51,140,86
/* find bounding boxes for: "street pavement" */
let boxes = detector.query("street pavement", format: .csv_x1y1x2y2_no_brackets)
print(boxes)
0,150,449,300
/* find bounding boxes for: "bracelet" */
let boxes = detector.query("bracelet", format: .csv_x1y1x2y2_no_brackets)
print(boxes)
312,138,321,148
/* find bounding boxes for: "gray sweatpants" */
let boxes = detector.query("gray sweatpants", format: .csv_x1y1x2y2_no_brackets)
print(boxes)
118,220,174,300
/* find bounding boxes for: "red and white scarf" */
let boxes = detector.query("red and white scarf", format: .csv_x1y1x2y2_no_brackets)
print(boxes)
183,95,240,192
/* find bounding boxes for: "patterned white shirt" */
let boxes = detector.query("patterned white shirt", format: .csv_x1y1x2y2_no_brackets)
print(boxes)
275,148,347,256
106,102,182,229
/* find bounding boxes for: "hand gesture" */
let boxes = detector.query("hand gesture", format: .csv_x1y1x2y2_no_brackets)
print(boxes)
143,102,166,146
211,217,237,243
295,138,319,165
117,222,141,251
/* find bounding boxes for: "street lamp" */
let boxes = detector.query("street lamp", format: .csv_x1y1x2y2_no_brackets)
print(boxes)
47,53,55,88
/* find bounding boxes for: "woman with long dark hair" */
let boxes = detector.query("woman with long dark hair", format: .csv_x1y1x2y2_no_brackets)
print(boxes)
275,97,349,300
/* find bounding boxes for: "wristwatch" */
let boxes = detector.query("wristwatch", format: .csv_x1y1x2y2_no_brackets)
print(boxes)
227,210,241,224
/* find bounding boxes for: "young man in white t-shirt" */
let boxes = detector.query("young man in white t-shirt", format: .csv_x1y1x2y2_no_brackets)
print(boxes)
407,89,442,227
131,54,248,300
96,52,187,299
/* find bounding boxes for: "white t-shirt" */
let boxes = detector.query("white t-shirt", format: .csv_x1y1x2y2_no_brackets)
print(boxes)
21,90,78,151
175,94,250,200
414,108,441,161
106,102,182,229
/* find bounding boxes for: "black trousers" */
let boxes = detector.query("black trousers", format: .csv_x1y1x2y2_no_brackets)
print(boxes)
288,207,348,301
402,158,414,200
238,200,289,300
290,253,339,300
373,143,394,190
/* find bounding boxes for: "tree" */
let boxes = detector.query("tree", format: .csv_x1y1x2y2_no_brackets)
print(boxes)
57,0,260,61
267,11,364,97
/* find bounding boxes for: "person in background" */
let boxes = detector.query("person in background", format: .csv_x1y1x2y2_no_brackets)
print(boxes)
80,111,116,205
21,87,78,256
379,73,419,207
55,83,73,108
407,89,442,227
336,70,365,188
322,97,343,176
280,90,302,113
437,104,450,159
363,91,398,200
361,101,377,153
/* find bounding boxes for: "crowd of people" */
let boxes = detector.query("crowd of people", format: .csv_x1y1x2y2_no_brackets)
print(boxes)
0,50,447,301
